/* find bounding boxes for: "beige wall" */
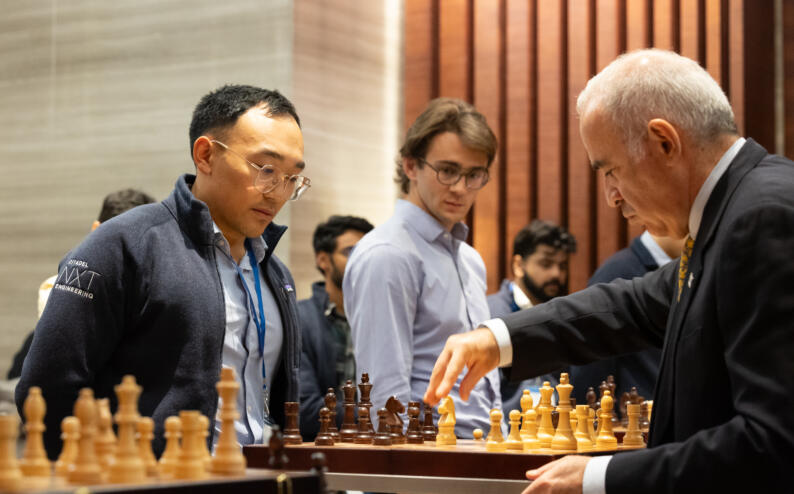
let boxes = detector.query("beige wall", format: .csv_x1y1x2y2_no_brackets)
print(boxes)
0,1,401,374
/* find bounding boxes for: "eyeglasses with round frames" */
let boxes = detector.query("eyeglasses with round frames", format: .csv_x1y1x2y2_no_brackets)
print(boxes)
210,139,311,200
418,158,490,190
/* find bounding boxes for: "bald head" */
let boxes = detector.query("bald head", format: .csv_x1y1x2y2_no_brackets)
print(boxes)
576,49,738,158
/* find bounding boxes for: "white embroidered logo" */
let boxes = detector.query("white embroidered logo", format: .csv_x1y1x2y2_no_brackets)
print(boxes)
53,259,101,300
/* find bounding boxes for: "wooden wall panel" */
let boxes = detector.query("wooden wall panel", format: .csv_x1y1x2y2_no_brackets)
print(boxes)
439,0,472,99
404,0,437,126
567,0,596,292
472,0,505,292
404,0,791,294
503,0,534,273
536,1,566,224
595,0,626,266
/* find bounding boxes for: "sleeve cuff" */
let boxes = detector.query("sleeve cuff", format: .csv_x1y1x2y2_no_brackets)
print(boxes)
582,455,612,494
480,318,513,367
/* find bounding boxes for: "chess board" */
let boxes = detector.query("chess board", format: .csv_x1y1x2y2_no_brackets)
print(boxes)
0,469,321,493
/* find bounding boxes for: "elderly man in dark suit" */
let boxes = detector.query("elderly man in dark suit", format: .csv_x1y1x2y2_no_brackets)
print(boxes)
424,48,794,493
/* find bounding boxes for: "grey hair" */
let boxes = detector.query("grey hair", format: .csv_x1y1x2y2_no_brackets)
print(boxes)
576,49,737,157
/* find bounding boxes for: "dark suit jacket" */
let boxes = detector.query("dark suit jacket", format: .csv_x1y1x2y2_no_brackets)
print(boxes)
298,281,346,440
570,236,663,404
501,139,794,492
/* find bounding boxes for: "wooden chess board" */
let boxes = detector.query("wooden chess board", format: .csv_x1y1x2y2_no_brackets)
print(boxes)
0,469,321,493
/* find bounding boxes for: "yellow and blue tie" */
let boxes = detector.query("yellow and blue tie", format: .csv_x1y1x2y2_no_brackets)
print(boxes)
677,236,694,302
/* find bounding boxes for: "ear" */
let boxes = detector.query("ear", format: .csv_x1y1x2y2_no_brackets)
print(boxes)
511,254,525,279
193,136,214,175
403,156,420,181
647,119,681,162
316,252,331,277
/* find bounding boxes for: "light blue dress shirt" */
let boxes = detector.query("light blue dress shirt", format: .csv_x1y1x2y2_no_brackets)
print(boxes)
343,199,502,436
211,224,284,447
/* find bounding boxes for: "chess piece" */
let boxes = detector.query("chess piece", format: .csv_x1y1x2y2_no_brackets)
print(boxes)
406,401,424,444
595,390,618,451
354,406,375,444
519,391,537,440
340,380,358,442
485,409,507,452
210,367,246,475
436,396,456,446
536,381,555,448
623,403,645,448
198,414,212,470
597,381,608,410
574,404,594,452
174,410,207,480
324,389,341,442
357,373,374,433
19,386,51,477
68,387,103,484
585,386,597,411
373,409,393,446
267,425,289,469
0,415,23,492
159,416,182,478
283,401,302,445
506,410,523,450
521,408,540,451
315,407,335,446
385,396,406,444
94,398,117,469
55,416,80,477
588,407,597,443
551,373,577,451
619,391,631,427
473,428,484,440
137,417,158,477
108,375,146,484
422,402,437,441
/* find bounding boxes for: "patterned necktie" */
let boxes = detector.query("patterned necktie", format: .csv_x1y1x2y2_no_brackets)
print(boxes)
677,236,695,302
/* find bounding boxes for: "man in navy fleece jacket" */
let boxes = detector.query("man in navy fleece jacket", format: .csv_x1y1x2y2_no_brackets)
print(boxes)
16,85,310,458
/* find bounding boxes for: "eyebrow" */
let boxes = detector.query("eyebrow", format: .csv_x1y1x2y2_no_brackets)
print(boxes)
436,160,487,170
256,148,306,171
590,159,605,172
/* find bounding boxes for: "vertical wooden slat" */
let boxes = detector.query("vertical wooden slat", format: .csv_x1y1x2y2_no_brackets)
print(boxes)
504,0,534,277
739,0,775,151
785,0,794,159
654,0,680,51
472,0,504,293
439,0,472,99
536,0,566,223
595,0,626,265
680,0,705,63
567,0,595,292
626,0,652,50
404,0,437,127
705,0,727,86
728,0,745,135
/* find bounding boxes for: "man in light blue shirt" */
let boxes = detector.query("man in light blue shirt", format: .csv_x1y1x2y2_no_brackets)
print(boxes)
344,98,502,437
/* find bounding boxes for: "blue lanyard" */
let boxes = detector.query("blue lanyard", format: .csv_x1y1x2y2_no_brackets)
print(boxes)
234,240,268,391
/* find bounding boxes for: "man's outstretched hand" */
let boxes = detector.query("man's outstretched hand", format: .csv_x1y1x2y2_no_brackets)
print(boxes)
423,327,500,405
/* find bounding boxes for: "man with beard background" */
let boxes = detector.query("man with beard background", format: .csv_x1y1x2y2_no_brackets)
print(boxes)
297,215,373,440
487,219,577,415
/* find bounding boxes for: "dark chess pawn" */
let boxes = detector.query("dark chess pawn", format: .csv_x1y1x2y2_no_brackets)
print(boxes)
619,392,631,427
310,452,329,494
340,380,358,442
283,402,302,444
406,401,424,444
586,386,598,411
268,425,289,469
324,388,340,442
422,402,437,441
315,407,334,446
373,409,393,446
354,406,374,444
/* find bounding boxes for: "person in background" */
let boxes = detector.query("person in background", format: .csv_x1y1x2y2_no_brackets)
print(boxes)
488,219,576,415
298,215,374,440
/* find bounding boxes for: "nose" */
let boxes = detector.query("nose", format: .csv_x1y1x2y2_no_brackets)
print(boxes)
450,176,468,194
603,180,623,208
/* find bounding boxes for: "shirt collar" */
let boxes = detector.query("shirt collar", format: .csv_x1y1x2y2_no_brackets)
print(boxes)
211,222,268,265
394,199,469,243
639,230,673,267
510,281,534,310
688,137,745,240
